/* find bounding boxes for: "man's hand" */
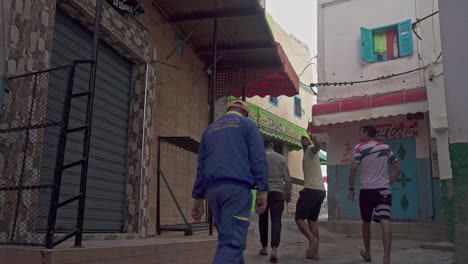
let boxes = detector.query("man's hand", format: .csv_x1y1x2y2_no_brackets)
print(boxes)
348,162,359,202
389,161,401,186
191,199,205,222
256,191,268,214
284,193,291,204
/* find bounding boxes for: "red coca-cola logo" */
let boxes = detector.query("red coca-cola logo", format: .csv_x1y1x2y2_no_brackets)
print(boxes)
376,122,418,139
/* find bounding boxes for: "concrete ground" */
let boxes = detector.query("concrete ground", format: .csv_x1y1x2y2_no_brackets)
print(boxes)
244,217,453,264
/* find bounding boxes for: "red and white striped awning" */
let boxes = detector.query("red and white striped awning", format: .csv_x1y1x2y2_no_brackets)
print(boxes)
312,87,428,126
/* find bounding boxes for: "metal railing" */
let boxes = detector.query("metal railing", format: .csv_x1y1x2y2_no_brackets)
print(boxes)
156,137,212,236
0,61,94,248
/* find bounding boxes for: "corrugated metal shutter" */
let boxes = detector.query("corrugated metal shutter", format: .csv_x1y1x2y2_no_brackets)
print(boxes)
38,11,131,232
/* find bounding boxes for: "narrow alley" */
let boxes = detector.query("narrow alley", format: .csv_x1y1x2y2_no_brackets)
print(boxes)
244,217,453,264
1,0,467,263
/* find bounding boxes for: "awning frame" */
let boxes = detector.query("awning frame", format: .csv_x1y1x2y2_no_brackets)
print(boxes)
152,0,299,101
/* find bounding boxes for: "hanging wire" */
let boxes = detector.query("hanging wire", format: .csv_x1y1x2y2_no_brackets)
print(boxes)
412,10,439,40
311,46,442,89
310,67,425,88
431,0,439,57
298,55,318,77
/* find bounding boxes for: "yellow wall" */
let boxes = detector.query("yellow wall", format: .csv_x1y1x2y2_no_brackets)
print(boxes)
248,16,315,180
136,2,209,234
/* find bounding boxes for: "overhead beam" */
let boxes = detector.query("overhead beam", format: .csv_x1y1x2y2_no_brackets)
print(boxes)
197,44,275,54
169,9,260,23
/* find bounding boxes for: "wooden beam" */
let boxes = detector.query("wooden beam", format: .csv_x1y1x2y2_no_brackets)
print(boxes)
169,9,260,23
197,44,275,54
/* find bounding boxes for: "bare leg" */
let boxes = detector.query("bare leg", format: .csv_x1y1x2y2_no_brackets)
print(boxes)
308,220,320,260
361,222,372,261
380,219,392,264
296,219,317,259
296,219,316,242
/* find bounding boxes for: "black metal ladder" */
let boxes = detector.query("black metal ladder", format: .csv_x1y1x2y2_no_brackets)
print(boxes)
44,60,96,249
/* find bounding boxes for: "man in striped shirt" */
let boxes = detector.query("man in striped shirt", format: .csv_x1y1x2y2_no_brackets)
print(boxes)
348,125,401,264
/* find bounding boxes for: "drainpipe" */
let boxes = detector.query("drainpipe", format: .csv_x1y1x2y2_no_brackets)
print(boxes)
207,16,218,236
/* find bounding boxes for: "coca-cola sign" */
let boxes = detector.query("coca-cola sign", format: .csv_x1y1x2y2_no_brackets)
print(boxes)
376,122,418,139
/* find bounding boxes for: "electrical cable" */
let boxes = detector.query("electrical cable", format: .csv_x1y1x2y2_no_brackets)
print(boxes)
432,0,438,57
412,10,439,40
298,62,315,77
310,67,425,87
298,55,318,77
311,38,445,89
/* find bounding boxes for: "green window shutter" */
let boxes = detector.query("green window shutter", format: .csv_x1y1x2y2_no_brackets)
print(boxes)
398,19,414,57
361,27,376,62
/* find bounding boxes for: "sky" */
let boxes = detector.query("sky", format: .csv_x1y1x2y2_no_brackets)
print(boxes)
266,0,318,56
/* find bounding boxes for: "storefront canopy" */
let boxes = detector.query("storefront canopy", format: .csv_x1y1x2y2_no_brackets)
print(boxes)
228,97,317,153
152,0,299,98
312,87,428,126
228,43,300,98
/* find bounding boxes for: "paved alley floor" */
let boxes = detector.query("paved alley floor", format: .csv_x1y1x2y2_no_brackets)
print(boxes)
244,217,453,264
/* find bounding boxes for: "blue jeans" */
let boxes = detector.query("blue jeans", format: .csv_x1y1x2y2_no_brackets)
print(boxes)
207,185,252,264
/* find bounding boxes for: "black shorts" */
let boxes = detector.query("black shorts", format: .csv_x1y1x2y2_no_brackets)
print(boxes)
295,188,326,221
359,188,392,223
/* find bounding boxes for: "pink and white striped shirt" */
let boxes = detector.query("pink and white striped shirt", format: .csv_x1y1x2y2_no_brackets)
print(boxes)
352,141,397,190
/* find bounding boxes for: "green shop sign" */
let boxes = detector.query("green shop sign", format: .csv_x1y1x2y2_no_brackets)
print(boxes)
228,97,307,151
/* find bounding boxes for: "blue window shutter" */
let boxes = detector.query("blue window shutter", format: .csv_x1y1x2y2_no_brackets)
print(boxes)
294,96,302,118
361,27,376,62
398,19,414,57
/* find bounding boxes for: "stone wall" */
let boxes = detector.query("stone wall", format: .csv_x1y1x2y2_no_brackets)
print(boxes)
1,0,157,242
0,0,11,80
0,0,58,244
2,0,210,242
285,182,303,215
286,181,327,216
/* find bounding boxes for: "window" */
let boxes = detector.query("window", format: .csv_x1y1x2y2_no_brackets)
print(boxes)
294,96,302,118
361,19,413,63
269,96,279,107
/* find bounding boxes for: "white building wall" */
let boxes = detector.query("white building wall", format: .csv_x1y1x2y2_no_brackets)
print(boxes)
439,1,468,144
317,0,450,179
317,0,426,101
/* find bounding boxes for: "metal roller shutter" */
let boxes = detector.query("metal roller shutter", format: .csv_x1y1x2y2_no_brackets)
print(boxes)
38,11,131,232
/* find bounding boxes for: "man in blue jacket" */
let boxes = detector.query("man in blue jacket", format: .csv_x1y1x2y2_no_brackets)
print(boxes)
191,100,269,264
